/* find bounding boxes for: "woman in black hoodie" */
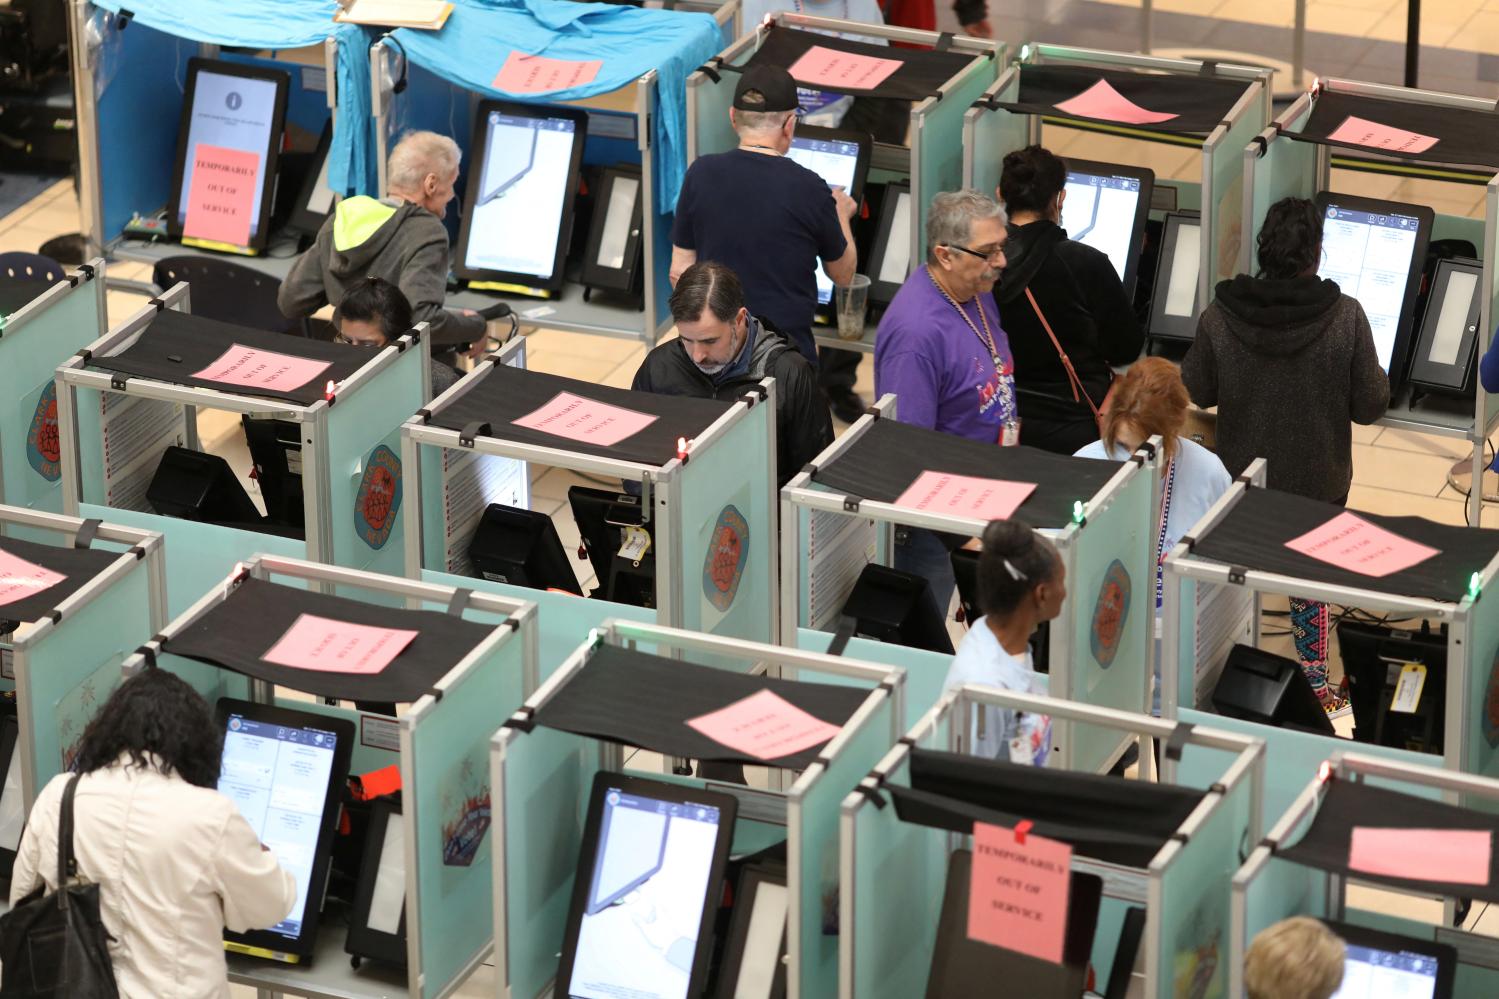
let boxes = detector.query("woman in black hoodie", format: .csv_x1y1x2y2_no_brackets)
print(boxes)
994,145,1145,454
1182,196,1390,717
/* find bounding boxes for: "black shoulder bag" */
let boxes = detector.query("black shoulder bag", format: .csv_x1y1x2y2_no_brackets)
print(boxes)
0,774,118,998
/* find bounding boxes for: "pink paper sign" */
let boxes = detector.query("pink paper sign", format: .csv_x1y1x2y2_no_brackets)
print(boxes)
1327,114,1438,155
1284,511,1439,578
191,343,332,393
260,613,419,675
1054,79,1179,126
968,821,1072,963
493,52,602,94
1349,827,1490,886
787,44,902,91
685,689,841,761
0,549,65,608
511,391,658,447
894,471,1037,523
182,144,260,248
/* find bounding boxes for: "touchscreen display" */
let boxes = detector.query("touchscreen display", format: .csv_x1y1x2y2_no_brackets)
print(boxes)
787,135,860,307
1064,169,1143,284
565,786,724,999
462,111,580,281
1332,941,1440,999
1317,203,1422,372
176,69,280,239
218,712,339,940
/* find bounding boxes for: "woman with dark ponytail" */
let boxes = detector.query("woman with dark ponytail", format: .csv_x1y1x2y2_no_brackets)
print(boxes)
1182,196,1390,717
993,145,1145,455
941,520,1067,763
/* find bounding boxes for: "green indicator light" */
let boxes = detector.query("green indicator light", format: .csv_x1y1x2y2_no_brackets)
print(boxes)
1073,500,1085,524
1470,572,1483,600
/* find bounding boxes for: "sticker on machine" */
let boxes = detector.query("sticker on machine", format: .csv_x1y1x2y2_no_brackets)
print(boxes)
354,444,403,550
1089,559,1132,669
25,382,61,482
702,503,750,615
440,750,491,869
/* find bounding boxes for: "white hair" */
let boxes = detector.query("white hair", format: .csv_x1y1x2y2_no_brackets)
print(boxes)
387,130,461,194
926,189,1007,263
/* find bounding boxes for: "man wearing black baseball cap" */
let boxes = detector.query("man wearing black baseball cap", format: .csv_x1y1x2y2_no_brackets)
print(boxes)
670,64,858,370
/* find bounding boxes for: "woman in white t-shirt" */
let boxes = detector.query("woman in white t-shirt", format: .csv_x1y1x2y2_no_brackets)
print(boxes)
1074,357,1232,710
942,520,1067,763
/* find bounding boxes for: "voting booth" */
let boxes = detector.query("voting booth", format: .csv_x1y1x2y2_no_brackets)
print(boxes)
1161,458,1499,821
781,397,1160,769
0,260,107,512
963,45,1271,343
66,0,371,273
368,1,728,345
1245,77,1499,528
490,618,903,999
53,282,428,616
842,686,1264,999
1233,752,1499,996
401,337,777,660
121,554,537,997
686,13,1004,352
0,503,166,812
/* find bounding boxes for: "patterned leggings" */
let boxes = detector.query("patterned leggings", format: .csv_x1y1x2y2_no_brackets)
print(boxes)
1290,597,1333,700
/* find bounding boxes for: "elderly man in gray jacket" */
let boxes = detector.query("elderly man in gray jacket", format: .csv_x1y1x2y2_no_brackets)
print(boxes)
278,130,486,357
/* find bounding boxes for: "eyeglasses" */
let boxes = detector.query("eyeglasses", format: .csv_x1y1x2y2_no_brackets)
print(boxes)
336,334,381,348
943,243,1005,262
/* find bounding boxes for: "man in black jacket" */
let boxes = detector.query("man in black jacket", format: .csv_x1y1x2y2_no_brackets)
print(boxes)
633,262,833,487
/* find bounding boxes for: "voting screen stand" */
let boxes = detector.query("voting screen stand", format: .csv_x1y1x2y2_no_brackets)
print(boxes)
685,12,1003,354
491,618,903,999
840,687,1264,999
1232,752,1499,997
121,554,538,999
1245,77,1499,529
0,503,166,808
780,394,1159,770
53,281,429,618
1161,458,1499,824
0,259,107,513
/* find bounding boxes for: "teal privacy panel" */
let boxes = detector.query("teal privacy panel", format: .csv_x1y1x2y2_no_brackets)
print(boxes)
152,650,252,718
325,343,424,577
847,715,951,999
408,629,527,999
1154,771,1252,999
497,725,598,999
1206,86,1268,287
1247,102,1315,255
964,68,1024,198
1,278,104,512
793,690,895,998
676,400,774,643
797,627,950,730
1466,595,1499,803
422,569,654,679
1065,464,1151,772
13,553,151,804
81,504,305,619
916,55,999,252
1241,815,1325,960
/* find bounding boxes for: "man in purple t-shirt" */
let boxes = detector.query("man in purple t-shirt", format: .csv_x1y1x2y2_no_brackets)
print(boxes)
874,188,1018,615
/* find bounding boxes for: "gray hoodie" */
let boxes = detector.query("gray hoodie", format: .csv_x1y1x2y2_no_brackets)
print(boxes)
277,196,485,349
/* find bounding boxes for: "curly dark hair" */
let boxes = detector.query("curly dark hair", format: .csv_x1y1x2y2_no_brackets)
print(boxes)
1256,197,1323,280
999,145,1068,218
71,668,224,789
976,519,1062,618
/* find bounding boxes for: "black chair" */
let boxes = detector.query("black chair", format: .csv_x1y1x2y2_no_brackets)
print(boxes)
151,255,300,335
0,251,64,284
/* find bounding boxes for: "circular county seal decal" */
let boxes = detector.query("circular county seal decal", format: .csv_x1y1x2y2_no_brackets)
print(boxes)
702,504,749,612
1090,558,1132,668
354,444,402,550
1483,646,1499,747
25,383,61,482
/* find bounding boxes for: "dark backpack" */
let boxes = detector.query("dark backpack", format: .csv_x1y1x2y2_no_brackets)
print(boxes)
0,775,118,998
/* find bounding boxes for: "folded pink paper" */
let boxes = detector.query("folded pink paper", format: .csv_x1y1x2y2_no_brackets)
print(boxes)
192,344,332,393
260,613,419,675
894,471,1036,523
1327,115,1438,155
0,549,65,608
787,44,902,91
685,689,841,761
1284,511,1439,578
1054,79,1179,125
1349,827,1489,886
493,52,602,94
969,821,1072,963
511,390,658,447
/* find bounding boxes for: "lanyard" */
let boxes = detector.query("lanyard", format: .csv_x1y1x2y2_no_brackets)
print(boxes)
1154,459,1177,609
928,271,1004,371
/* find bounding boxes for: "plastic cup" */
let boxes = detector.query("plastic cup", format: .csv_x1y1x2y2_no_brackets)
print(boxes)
835,275,872,341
